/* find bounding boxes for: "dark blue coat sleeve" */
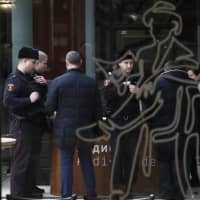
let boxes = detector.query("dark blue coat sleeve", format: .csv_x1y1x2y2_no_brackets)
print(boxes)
45,79,59,115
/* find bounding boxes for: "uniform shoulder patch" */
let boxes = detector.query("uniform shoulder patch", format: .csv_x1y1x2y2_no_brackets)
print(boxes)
7,84,14,92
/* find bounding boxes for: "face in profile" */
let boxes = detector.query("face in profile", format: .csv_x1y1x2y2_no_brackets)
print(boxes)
24,58,37,73
36,58,48,74
187,69,200,81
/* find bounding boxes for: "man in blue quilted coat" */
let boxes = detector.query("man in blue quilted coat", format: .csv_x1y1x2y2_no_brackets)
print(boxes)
46,50,102,200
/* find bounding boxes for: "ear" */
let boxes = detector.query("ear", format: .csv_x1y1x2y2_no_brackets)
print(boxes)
118,61,123,68
23,58,27,63
36,60,40,65
65,60,69,68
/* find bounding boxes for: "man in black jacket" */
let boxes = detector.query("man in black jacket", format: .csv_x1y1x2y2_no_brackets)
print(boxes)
46,50,101,200
30,50,49,195
150,63,200,200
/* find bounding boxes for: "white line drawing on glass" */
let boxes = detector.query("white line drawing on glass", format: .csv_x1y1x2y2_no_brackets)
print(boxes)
77,1,200,199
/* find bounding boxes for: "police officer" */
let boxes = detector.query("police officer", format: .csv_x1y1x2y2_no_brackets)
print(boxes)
103,49,141,199
3,47,46,199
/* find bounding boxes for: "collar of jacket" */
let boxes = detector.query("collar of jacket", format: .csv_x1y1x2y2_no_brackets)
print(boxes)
16,69,33,81
66,68,82,73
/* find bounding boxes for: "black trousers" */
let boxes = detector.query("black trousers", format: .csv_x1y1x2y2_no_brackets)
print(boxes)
190,144,200,185
110,128,139,194
159,156,191,200
10,119,44,198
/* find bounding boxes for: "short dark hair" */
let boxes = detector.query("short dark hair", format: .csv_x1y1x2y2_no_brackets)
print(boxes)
193,64,200,75
18,47,38,59
164,60,199,72
113,49,135,63
66,50,81,65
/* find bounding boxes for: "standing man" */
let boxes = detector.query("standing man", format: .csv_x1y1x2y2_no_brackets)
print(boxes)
103,50,141,199
3,47,47,199
29,50,49,195
46,50,101,200
33,50,49,86
150,63,200,200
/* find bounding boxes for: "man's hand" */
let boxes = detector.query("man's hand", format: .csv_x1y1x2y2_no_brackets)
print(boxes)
50,111,57,120
104,79,111,87
34,75,47,85
30,91,40,103
129,84,139,94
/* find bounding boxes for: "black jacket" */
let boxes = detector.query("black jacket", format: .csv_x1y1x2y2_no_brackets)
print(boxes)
150,69,200,160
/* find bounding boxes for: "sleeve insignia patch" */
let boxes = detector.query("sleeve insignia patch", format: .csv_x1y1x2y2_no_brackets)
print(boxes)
7,84,14,92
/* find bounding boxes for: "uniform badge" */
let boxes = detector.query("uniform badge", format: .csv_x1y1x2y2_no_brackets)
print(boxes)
7,84,14,92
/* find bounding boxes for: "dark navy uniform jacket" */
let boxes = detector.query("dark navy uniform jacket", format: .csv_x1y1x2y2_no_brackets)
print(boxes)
3,69,46,124
45,68,102,148
103,75,141,123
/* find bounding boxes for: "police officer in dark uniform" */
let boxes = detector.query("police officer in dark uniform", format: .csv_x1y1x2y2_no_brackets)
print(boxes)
103,50,142,199
3,47,46,199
